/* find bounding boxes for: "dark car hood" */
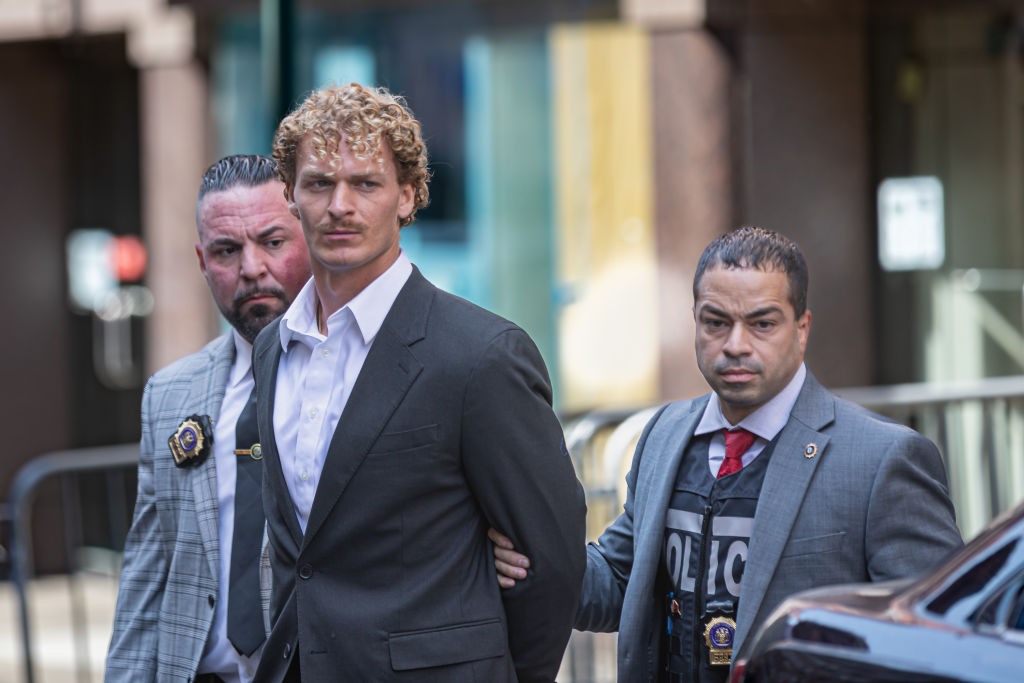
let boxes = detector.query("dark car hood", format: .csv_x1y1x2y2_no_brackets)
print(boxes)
774,576,917,620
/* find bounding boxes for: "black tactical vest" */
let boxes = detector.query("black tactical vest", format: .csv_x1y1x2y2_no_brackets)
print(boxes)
661,433,777,683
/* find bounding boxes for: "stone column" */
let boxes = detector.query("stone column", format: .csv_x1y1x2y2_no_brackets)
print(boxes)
132,8,218,374
650,29,734,401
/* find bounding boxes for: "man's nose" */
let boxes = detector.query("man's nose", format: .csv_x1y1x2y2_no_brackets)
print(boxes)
722,323,751,356
328,183,354,217
239,244,268,280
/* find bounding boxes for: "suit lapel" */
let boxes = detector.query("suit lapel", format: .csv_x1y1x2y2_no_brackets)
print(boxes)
300,269,430,549
631,398,707,624
253,319,305,547
190,334,235,582
636,398,707,546
735,371,834,655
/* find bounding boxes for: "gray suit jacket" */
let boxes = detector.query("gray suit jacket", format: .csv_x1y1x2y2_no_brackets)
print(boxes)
574,371,964,682
106,335,233,682
253,267,587,682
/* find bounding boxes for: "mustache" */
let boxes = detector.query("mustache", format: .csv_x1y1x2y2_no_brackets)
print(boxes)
232,287,287,310
323,217,364,230
714,360,762,374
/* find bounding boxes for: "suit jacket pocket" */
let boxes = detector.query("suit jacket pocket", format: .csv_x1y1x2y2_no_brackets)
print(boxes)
368,424,439,455
389,618,505,671
781,531,846,558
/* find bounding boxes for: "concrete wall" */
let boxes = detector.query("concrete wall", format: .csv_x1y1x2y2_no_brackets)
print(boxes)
740,3,875,388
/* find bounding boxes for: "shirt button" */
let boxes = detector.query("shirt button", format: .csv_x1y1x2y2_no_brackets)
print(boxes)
308,407,319,419
300,470,309,481
321,347,330,357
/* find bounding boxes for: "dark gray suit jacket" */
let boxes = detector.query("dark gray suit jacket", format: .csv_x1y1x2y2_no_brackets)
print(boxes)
574,371,964,682
252,267,586,682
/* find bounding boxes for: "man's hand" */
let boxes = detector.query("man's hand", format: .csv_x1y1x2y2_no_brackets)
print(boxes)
488,528,532,588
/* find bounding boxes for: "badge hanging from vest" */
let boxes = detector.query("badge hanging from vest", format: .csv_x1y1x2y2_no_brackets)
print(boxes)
703,615,736,666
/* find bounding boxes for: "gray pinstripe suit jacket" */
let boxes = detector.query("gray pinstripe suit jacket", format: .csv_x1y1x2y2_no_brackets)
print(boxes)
106,334,233,682
574,370,965,682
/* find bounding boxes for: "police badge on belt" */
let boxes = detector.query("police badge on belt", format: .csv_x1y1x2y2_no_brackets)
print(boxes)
703,614,737,666
169,414,214,467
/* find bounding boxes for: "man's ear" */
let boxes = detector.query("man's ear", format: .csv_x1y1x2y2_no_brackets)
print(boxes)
397,183,415,224
195,243,207,276
285,183,299,219
797,309,812,353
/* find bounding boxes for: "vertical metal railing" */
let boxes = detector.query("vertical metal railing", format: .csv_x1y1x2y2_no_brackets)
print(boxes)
5,443,138,683
557,375,1024,681
6,376,1024,682
836,375,1024,537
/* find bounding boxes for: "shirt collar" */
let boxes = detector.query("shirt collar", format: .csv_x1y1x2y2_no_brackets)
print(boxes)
695,363,807,441
229,329,254,388
278,250,413,350
346,250,412,345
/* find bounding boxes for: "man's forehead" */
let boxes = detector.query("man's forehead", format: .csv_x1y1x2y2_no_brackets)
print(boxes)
698,263,787,283
695,266,793,306
296,132,392,176
204,179,283,204
198,182,292,235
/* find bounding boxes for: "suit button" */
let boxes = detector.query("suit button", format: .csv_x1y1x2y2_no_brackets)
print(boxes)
207,594,215,608
299,563,313,579
283,642,291,659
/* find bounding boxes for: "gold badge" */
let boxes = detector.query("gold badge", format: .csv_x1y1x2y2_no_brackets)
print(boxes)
804,442,818,459
703,616,736,666
169,415,214,467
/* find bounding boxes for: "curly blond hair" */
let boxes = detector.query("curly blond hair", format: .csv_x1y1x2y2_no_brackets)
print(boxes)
272,83,430,228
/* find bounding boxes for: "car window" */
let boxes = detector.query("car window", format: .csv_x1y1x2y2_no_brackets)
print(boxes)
929,541,1016,617
973,568,1024,632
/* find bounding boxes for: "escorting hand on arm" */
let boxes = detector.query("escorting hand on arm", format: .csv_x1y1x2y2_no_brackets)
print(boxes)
489,527,532,588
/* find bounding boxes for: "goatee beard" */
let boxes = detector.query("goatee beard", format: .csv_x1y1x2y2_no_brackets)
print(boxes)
228,288,287,343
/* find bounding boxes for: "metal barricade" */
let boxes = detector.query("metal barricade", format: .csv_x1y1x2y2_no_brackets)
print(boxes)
559,375,1024,681
7,375,1024,682
6,443,138,683
835,375,1024,537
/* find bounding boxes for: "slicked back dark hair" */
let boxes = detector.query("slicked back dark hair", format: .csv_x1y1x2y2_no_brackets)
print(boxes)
693,226,809,317
196,154,280,228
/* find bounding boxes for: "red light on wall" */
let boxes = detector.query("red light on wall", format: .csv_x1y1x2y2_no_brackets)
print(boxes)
111,235,147,282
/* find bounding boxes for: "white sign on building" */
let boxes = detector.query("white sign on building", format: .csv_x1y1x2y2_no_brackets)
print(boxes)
877,175,945,272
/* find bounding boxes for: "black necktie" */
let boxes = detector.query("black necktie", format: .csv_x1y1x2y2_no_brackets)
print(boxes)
227,387,266,656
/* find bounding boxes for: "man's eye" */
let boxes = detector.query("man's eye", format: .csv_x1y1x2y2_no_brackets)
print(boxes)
266,238,284,249
704,319,726,329
214,246,238,257
753,320,775,330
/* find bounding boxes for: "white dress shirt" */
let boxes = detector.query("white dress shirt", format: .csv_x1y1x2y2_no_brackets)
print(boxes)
273,251,412,533
694,363,807,477
196,330,262,683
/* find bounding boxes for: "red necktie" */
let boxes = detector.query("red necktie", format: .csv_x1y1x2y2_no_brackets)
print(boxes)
719,428,756,478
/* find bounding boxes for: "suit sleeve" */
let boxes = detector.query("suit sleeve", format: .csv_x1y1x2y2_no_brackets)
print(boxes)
460,328,587,683
865,430,964,580
105,380,167,682
575,404,667,633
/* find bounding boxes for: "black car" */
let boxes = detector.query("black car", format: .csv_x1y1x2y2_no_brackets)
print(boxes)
733,500,1024,682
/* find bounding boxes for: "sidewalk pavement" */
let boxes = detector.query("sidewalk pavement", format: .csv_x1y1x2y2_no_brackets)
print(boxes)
0,572,117,683
0,569,617,683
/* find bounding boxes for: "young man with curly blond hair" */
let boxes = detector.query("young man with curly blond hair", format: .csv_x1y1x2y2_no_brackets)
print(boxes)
251,83,586,682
